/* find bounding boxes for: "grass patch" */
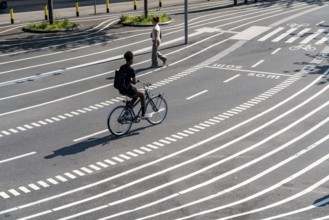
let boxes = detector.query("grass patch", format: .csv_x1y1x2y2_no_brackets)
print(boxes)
25,18,78,31
120,13,171,25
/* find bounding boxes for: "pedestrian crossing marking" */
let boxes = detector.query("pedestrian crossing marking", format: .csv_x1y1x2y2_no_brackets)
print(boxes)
300,29,325,44
257,27,329,45
285,28,311,43
272,28,298,42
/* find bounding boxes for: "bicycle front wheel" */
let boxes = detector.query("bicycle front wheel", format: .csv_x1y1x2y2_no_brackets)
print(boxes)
146,95,168,125
107,106,133,136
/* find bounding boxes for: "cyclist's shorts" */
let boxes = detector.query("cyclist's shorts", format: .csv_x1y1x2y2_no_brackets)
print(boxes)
120,86,137,97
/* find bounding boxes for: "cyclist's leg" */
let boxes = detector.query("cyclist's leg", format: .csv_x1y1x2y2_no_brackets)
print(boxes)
126,87,146,115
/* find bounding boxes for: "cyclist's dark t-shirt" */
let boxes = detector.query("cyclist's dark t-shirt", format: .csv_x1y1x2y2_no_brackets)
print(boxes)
119,64,136,95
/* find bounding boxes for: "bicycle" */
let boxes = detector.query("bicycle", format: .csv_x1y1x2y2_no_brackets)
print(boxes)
107,80,168,136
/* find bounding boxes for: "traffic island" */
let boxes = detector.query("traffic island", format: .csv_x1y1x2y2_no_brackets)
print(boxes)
22,18,79,33
120,13,173,27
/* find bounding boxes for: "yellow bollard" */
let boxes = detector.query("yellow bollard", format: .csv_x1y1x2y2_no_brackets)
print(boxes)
133,0,137,10
75,1,79,17
44,4,48,20
159,0,162,7
106,0,109,13
10,8,14,24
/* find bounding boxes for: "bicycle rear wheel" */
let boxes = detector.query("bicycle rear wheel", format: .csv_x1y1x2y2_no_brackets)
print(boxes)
146,95,168,125
107,106,133,136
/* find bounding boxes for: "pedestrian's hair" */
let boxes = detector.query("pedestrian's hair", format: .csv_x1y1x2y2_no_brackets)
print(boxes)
124,51,133,62
152,16,160,24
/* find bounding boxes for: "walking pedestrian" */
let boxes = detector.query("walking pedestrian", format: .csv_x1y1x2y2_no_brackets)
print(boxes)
151,16,167,68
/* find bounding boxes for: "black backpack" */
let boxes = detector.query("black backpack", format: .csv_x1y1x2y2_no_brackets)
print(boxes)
114,69,127,91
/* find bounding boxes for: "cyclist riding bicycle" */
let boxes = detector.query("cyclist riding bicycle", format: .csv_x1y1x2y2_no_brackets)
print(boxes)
115,51,151,119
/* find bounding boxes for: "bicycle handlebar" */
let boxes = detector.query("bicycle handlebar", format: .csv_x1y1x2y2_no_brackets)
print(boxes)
137,80,152,87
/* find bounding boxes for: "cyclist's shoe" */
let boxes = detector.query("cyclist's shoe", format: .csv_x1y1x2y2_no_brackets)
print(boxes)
141,113,152,120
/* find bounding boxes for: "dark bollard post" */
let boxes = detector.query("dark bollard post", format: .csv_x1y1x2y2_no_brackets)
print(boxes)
44,4,48,20
134,0,137,10
76,1,79,17
106,0,109,13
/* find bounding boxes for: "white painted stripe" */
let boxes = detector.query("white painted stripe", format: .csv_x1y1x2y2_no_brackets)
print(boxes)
83,108,92,111
64,113,74,117
271,48,281,54
153,142,165,147
209,118,221,122
73,129,107,142
126,151,138,157
199,123,211,127
9,128,18,133
56,176,68,182
113,157,124,162
38,120,47,125
258,27,285,41
223,74,240,83
119,154,131,160
222,113,234,117
235,106,246,110
95,104,104,108
89,106,98,110
300,29,325,44
105,101,114,104
272,28,297,42
315,36,328,45
183,130,194,135
0,192,10,199
37,181,49,188
194,125,206,130
140,147,152,152
9,189,20,196
57,115,67,119
159,139,171,144
285,28,311,43
104,159,116,165
204,121,216,125
165,137,177,142
77,109,87,113
64,173,76,179
80,167,93,173
145,144,158,149
111,99,120,102
96,162,109,168
188,128,200,132
89,165,101,171
186,90,208,100
45,119,54,123
177,132,189,137
58,205,109,220
51,117,61,121
17,126,26,131
230,26,272,40
171,134,184,139
0,152,36,164
251,59,264,68
17,210,52,220
19,187,31,193
47,178,58,185
28,184,40,190
133,149,145,155
31,122,41,127
73,170,85,176
1,131,10,135
227,111,238,114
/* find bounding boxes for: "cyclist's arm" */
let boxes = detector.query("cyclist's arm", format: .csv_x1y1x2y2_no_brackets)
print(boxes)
131,76,137,85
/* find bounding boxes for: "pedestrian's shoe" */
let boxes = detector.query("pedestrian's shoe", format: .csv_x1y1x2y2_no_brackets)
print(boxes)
163,57,167,65
141,113,152,120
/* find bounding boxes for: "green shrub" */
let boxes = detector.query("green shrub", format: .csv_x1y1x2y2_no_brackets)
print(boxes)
120,13,171,25
25,18,78,31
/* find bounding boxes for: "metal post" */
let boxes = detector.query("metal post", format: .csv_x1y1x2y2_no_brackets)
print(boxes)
94,0,96,14
144,0,148,18
48,0,54,24
184,0,188,44
134,0,137,10
44,4,48,20
76,1,79,17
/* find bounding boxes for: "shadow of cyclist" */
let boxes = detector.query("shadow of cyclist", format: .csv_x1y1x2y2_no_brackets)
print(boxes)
44,125,153,159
